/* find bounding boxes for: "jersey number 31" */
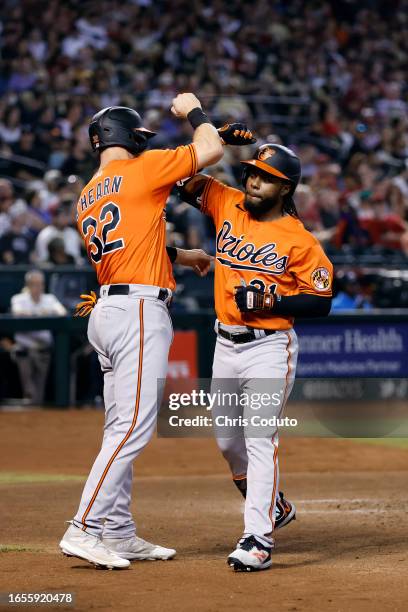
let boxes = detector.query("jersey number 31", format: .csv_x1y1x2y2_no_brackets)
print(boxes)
82,202,124,264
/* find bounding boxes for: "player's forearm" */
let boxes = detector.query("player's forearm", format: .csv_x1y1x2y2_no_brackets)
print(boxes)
235,285,332,317
172,248,188,265
165,246,197,266
271,294,332,317
171,94,223,168
166,246,213,276
177,174,208,209
192,122,223,168
190,121,255,171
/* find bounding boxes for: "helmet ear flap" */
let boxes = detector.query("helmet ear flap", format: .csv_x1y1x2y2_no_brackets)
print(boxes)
132,130,149,153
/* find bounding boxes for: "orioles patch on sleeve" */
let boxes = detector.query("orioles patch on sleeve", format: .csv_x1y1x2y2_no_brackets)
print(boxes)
311,267,331,291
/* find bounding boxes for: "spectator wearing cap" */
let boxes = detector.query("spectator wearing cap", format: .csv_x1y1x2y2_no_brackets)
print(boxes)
35,204,82,263
10,269,66,404
331,272,372,311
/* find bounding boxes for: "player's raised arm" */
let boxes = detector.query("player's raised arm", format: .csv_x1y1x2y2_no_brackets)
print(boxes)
176,122,256,211
171,93,223,168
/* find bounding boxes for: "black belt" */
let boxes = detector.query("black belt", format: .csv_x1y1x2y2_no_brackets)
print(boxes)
218,327,276,344
107,285,170,302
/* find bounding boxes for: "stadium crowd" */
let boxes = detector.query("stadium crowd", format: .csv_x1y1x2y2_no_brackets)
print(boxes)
0,0,407,308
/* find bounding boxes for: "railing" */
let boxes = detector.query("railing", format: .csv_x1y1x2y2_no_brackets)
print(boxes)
2,261,408,316
1,311,407,407
201,93,313,128
0,152,47,172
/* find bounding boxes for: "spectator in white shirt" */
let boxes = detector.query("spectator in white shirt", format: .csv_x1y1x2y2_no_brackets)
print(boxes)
37,169,63,213
35,204,82,263
10,270,66,404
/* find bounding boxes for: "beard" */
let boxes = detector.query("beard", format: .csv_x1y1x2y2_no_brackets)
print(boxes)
244,193,281,218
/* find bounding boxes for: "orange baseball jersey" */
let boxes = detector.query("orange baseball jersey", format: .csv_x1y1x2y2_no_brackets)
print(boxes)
76,145,198,289
200,177,333,330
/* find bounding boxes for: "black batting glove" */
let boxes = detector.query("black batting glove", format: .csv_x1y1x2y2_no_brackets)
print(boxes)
218,123,257,146
234,285,275,313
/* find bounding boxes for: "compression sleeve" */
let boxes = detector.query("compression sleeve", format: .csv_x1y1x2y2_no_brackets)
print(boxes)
272,294,332,317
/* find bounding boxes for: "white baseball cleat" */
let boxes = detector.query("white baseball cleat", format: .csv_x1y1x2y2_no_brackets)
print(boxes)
60,523,130,570
227,535,272,572
103,535,176,561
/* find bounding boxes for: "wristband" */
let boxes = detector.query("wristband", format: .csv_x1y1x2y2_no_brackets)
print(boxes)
187,108,212,129
166,246,177,263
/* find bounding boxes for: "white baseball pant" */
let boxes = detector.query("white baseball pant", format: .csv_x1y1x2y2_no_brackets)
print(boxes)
211,324,298,547
72,284,173,537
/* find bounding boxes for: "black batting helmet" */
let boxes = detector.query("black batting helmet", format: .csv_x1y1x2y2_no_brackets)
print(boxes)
241,143,301,209
88,106,156,155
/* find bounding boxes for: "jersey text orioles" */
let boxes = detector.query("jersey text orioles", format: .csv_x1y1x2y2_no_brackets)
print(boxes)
201,176,333,330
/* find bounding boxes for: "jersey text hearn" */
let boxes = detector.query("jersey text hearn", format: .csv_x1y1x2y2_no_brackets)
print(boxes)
78,176,123,213
216,220,288,274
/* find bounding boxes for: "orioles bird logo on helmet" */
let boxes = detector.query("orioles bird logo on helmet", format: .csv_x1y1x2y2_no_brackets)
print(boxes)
258,146,277,161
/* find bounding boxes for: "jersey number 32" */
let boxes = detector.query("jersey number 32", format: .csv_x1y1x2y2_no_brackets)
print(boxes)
82,202,124,264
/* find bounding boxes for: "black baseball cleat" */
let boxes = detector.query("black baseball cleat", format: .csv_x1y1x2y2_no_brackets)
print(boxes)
275,491,296,530
233,480,296,531
227,535,272,572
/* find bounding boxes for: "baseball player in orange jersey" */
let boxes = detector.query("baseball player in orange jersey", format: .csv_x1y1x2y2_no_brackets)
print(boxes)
178,143,333,571
59,94,224,569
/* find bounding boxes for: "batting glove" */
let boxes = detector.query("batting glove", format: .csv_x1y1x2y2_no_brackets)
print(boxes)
234,285,274,313
218,123,256,146
74,291,97,317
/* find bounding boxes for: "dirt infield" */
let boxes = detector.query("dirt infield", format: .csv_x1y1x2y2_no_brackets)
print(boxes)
0,410,407,612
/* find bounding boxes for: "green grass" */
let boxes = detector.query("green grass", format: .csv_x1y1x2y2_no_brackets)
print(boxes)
0,472,85,485
0,544,40,553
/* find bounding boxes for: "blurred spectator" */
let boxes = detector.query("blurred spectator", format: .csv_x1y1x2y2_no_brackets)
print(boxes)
331,272,373,311
0,178,14,237
334,198,371,249
0,106,22,144
0,0,406,298
37,169,64,213
166,197,209,250
0,179,29,238
0,207,35,264
47,236,75,265
35,205,82,263
10,269,66,404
